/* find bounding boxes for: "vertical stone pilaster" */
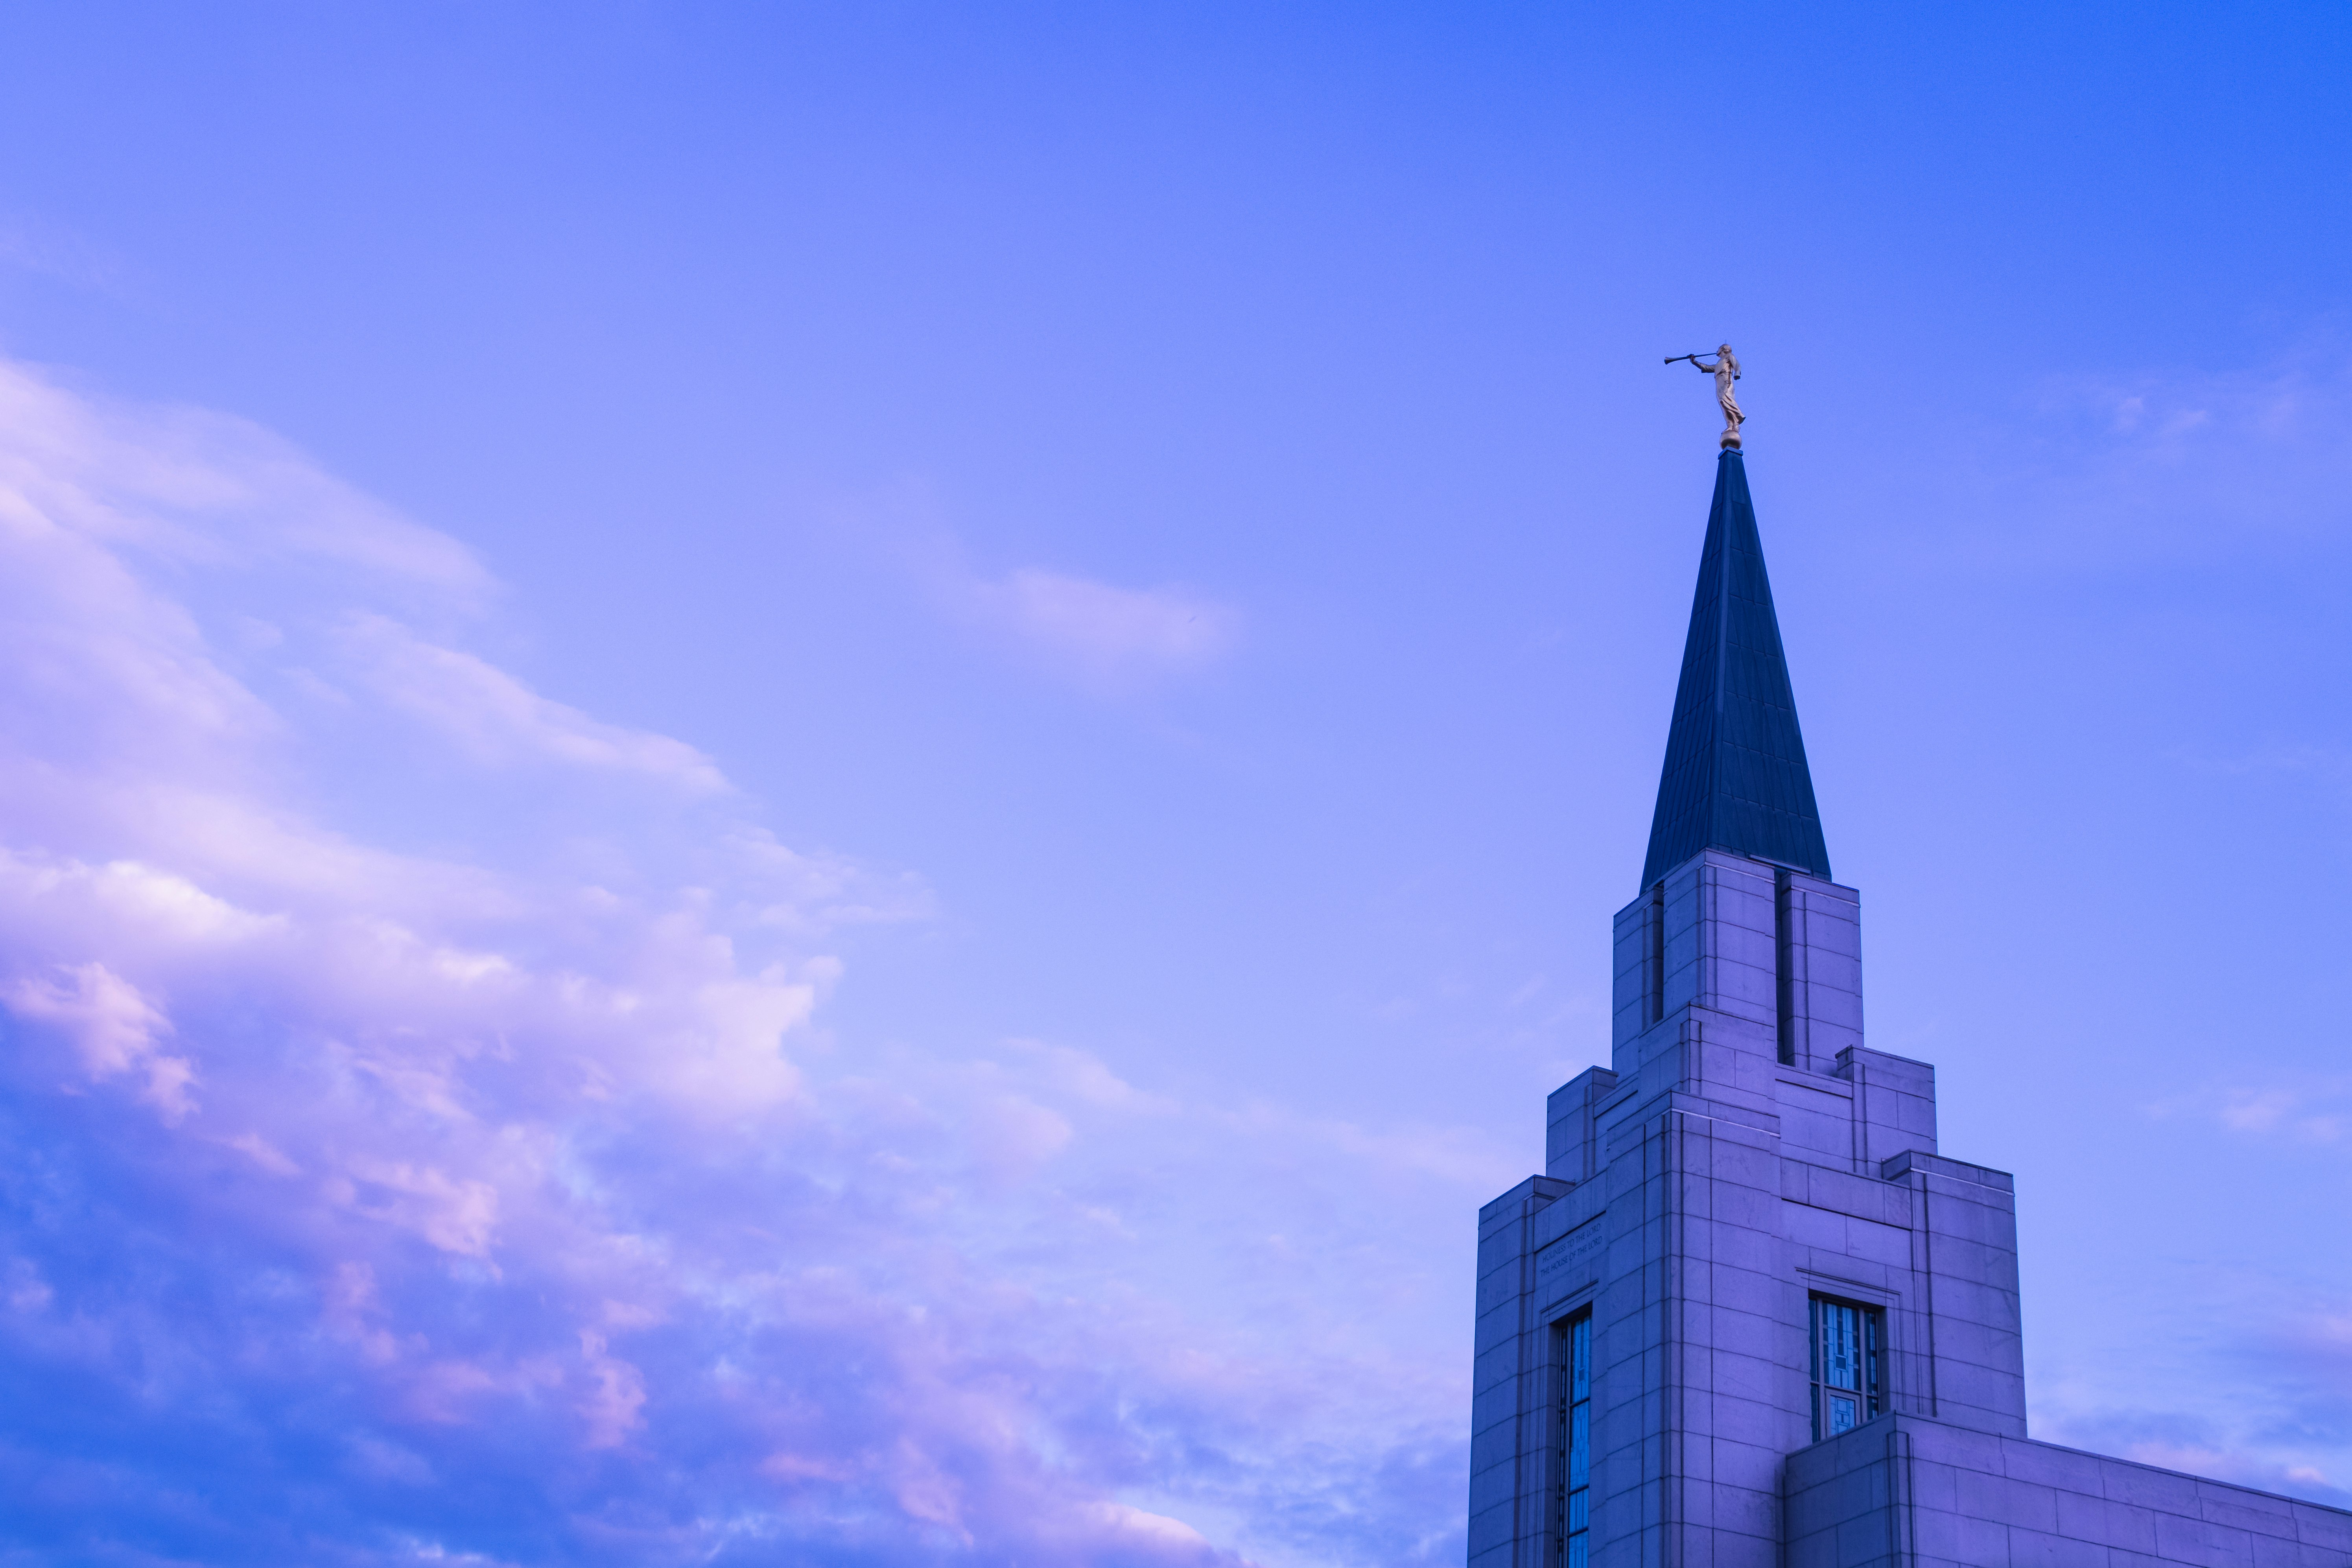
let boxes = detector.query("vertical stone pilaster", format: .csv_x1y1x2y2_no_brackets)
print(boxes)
1470,1176,1573,1568
1781,877,1862,1073
1549,1068,1623,1184
1882,1153,2026,1439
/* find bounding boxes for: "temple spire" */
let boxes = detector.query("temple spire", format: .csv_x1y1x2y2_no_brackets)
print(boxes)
1639,450,1830,888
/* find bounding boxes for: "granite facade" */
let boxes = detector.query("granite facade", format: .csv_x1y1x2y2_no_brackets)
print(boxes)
1467,846,2350,1568
1787,1415,2352,1568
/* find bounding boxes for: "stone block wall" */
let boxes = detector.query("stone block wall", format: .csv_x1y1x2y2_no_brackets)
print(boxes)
1786,1413,2352,1568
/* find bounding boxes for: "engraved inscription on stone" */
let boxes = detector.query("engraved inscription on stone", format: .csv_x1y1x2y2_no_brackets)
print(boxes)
1535,1214,1607,1304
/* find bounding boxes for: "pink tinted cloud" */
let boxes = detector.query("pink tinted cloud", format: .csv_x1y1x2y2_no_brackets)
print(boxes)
2,960,194,1121
0,358,1471,1566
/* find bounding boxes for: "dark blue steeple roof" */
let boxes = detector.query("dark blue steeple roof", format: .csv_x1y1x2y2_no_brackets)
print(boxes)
1639,450,1831,888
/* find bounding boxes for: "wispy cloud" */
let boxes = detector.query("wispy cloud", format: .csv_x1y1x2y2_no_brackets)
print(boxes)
2146,1075,2352,1144
951,565,1241,688
337,612,730,792
1959,332,2352,569
2,960,194,1122
0,211,130,293
0,358,489,595
891,514,1241,693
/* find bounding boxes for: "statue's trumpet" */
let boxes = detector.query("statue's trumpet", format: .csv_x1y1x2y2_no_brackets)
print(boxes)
1662,353,1710,366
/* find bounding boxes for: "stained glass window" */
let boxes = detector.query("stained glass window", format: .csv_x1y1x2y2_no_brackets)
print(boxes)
1808,1295,1882,1441
1556,1312,1592,1568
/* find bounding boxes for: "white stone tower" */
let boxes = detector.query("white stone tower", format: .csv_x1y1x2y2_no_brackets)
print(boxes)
1467,450,2352,1568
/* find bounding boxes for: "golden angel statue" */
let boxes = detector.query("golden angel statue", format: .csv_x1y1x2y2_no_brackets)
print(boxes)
1666,344,1744,448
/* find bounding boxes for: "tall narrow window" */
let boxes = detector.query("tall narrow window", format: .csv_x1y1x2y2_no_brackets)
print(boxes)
1808,1295,1883,1440
1774,871,1795,1065
1555,1312,1592,1568
1644,883,1665,1026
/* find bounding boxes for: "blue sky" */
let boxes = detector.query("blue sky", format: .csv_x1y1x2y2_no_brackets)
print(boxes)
0,4,2346,1563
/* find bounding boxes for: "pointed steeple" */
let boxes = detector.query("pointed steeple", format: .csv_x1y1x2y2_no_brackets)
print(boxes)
1639,450,1830,888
